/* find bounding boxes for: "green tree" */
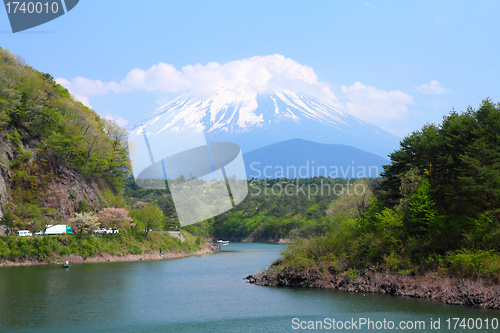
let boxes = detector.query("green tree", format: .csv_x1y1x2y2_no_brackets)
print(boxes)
133,204,164,237
327,178,374,222
0,47,131,227
406,178,440,235
380,99,499,222
0,210,16,234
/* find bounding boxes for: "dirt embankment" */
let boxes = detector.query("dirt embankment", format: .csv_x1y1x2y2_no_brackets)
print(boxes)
246,267,500,310
0,243,220,267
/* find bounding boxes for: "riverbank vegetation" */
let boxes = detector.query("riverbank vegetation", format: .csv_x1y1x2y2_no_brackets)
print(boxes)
124,176,380,242
0,47,208,265
261,99,500,283
2,46,498,282
0,230,204,264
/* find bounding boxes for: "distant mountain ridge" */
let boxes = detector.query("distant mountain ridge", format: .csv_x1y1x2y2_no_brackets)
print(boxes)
243,139,389,179
129,90,399,158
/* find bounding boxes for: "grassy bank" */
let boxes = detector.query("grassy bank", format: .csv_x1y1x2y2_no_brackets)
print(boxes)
0,230,205,265
247,100,500,310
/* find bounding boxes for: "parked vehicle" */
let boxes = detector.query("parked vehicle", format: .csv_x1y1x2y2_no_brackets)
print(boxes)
45,225,73,235
34,231,44,236
93,228,119,234
92,228,120,234
18,230,32,237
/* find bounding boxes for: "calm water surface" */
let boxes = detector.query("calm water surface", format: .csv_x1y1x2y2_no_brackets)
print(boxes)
0,243,498,332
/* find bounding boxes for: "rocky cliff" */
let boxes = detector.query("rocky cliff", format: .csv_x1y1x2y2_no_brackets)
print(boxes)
0,122,116,222
0,47,129,227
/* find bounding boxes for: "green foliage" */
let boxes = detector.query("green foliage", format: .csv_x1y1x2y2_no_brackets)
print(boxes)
0,230,204,262
123,176,370,241
0,47,131,224
272,100,500,282
381,98,500,220
210,178,375,241
132,204,164,236
405,178,442,235
445,250,500,283
343,268,361,282
0,210,16,229
76,200,92,213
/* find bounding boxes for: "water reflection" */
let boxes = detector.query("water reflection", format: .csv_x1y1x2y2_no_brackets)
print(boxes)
0,263,130,328
0,244,498,333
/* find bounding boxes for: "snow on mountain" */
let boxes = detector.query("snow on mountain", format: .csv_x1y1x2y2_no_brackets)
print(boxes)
129,89,400,159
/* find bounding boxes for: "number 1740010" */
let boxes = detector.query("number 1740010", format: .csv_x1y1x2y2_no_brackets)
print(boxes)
5,1,60,14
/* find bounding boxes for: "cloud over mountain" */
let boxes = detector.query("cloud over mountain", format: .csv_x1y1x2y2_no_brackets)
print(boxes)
56,55,419,129
57,55,337,104
341,82,414,124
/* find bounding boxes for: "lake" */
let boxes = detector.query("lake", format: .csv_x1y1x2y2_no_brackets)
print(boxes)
0,243,498,332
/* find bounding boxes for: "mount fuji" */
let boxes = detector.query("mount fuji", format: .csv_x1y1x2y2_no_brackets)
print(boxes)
130,89,400,159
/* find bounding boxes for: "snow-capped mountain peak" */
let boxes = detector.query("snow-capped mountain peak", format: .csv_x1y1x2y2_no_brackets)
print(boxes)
129,89,399,157
134,89,353,134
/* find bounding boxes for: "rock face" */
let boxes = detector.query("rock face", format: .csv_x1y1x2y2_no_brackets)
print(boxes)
38,161,105,219
0,130,107,220
246,267,500,310
0,132,14,218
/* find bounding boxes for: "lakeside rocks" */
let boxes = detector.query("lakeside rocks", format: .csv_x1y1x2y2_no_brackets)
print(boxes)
246,267,500,310
209,242,222,251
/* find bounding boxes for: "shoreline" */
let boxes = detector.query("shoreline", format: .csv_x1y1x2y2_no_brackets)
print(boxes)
246,267,500,310
0,243,220,267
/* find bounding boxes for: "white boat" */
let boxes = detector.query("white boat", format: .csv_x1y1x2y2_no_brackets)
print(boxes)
216,239,230,245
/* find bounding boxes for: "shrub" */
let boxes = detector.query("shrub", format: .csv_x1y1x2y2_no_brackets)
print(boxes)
343,268,361,282
445,249,500,282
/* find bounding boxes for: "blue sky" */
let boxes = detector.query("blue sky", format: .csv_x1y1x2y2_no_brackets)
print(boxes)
1,0,499,137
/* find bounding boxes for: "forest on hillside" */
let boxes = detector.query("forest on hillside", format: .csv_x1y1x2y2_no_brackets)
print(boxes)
0,48,204,263
272,99,500,281
0,48,172,240
2,46,499,283
124,176,379,242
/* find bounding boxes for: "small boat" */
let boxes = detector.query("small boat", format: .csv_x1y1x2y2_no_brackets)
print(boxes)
216,239,230,245
62,260,70,268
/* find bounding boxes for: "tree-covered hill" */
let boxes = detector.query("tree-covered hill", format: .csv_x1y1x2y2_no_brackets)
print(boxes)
0,47,130,230
123,175,380,242
260,99,500,282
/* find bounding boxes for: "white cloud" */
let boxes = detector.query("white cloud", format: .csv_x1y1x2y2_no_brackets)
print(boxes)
414,80,451,95
55,77,93,107
104,115,129,127
57,55,419,130
341,82,414,124
56,55,337,106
